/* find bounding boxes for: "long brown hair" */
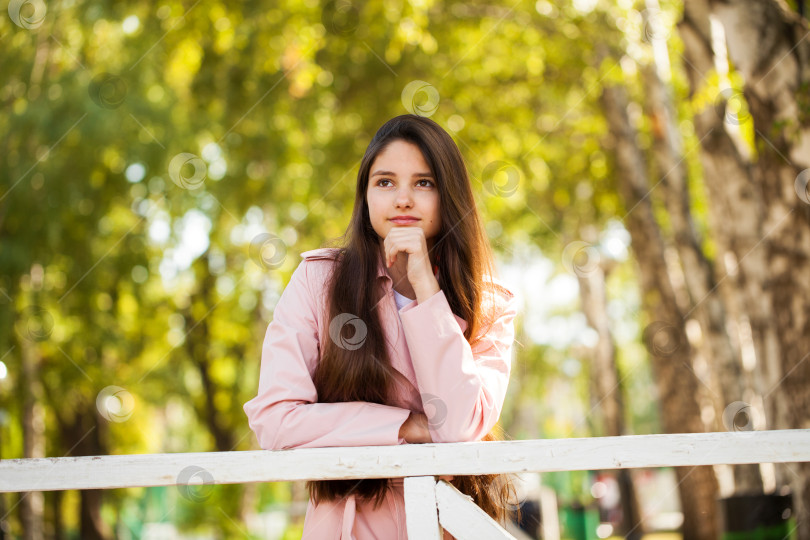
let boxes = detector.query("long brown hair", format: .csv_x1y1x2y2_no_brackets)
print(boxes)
307,114,520,525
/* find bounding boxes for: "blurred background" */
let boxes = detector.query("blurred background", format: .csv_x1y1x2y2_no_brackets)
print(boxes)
1,0,809,538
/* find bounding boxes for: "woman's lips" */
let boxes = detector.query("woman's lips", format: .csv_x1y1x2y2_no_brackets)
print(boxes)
390,218,419,224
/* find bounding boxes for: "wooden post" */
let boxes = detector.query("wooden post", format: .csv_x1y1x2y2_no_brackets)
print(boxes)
435,479,516,539
404,476,441,540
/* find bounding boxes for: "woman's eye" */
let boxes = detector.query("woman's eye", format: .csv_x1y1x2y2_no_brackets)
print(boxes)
375,178,433,187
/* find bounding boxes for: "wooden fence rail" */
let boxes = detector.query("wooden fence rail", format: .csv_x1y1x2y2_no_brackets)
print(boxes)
3,430,809,539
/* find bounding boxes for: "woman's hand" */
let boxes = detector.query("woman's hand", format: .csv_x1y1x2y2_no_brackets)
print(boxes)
398,413,454,482
398,411,433,444
384,227,440,302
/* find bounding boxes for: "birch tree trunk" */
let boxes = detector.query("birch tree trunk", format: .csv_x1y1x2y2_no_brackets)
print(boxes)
678,1,772,431
642,1,764,495
600,79,719,540
684,0,810,534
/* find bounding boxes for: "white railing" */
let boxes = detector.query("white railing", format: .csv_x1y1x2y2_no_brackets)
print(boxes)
3,430,810,539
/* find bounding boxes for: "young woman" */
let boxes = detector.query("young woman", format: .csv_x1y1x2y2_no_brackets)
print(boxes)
244,114,520,539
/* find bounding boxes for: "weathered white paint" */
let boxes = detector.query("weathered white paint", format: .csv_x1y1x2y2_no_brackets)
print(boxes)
435,479,516,540
404,476,441,540
1,429,809,493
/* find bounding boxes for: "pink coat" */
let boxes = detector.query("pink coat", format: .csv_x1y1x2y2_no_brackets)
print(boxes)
243,247,518,539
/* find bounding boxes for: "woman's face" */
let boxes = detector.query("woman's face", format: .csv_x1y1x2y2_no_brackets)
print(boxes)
366,139,442,250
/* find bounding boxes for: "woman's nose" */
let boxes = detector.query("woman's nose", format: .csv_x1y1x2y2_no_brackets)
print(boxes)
395,188,413,207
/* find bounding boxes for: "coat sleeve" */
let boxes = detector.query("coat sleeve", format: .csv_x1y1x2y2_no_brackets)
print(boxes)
398,286,518,443
243,259,412,450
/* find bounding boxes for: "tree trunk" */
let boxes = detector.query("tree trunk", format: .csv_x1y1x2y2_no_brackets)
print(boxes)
47,389,111,540
643,1,764,496
691,0,810,535
680,0,779,495
577,254,644,539
0,489,7,540
19,302,45,540
678,1,774,435
600,78,719,540
184,255,235,453
51,490,65,540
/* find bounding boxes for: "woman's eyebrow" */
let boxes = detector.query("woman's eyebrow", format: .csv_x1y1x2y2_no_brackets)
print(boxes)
371,170,434,178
